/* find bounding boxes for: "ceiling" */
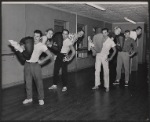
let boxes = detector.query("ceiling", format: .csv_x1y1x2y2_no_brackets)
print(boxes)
41,3,149,24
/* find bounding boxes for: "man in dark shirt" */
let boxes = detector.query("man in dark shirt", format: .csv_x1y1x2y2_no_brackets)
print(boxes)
114,30,137,86
47,32,63,55
109,27,124,86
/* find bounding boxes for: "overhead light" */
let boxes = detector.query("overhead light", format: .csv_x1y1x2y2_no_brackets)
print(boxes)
124,17,136,24
86,3,106,11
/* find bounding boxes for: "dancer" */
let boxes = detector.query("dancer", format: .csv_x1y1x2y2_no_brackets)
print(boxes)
92,28,116,92
10,30,52,105
48,29,76,92
115,30,137,86
42,28,54,45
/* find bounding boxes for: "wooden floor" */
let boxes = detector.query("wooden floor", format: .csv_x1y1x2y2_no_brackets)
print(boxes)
1,64,149,121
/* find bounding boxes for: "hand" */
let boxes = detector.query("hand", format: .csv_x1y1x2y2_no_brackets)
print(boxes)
88,36,91,42
129,52,135,57
46,41,53,47
116,43,120,46
88,40,94,51
38,60,43,65
63,56,70,62
105,58,112,62
53,55,57,60
91,48,96,56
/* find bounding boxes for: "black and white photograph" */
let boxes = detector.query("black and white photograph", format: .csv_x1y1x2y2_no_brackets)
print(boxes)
1,1,150,121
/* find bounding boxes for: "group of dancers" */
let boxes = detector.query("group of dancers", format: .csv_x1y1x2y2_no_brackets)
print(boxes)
8,26,142,105
88,26,142,92
9,28,84,105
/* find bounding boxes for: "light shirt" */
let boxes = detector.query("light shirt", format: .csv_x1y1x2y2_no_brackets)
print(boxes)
68,33,78,44
100,37,116,56
93,33,104,53
130,31,137,41
61,38,73,54
27,42,47,63
130,31,138,47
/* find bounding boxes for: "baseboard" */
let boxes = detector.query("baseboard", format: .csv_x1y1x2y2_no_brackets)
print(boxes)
2,65,94,89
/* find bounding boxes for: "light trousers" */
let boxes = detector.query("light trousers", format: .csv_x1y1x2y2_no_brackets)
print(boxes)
95,53,109,88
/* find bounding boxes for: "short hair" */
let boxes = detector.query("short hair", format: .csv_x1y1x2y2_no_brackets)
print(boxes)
62,29,69,34
124,30,130,33
46,28,54,33
102,28,109,32
78,29,85,34
114,26,122,32
34,30,43,37
136,26,142,30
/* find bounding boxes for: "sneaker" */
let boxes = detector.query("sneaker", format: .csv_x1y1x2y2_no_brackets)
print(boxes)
39,100,44,105
105,88,109,92
92,86,99,90
62,87,67,92
48,85,57,90
125,81,128,86
113,80,119,85
23,98,33,104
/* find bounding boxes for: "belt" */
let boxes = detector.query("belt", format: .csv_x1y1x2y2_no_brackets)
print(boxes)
122,50,128,52
26,61,38,64
60,53,67,55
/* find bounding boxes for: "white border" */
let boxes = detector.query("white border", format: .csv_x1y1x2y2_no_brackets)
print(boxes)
2,2,148,4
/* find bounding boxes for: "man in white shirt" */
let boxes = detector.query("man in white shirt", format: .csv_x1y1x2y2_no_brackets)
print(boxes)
48,29,76,92
92,28,116,92
23,30,52,105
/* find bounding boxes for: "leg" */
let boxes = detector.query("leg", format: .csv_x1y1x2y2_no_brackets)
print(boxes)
95,54,102,87
123,53,130,83
116,52,123,81
102,56,109,90
62,61,68,87
53,54,62,85
24,62,33,99
32,63,44,100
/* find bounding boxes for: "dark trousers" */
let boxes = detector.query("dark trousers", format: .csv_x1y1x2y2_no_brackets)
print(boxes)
24,62,44,100
53,53,68,87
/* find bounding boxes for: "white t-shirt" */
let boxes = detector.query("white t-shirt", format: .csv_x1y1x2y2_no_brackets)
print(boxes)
27,42,48,63
130,31,137,40
100,37,116,56
61,38,73,54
